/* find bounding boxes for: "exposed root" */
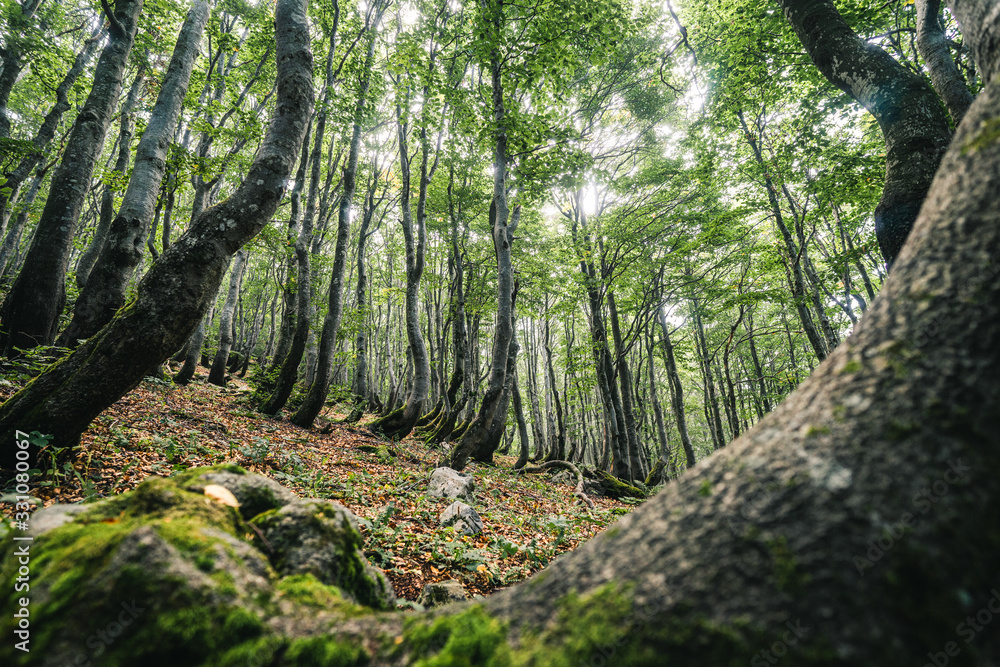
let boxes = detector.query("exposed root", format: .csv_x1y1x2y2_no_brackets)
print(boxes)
518,459,595,509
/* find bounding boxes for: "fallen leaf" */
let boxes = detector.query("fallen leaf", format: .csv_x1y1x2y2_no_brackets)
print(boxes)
204,484,240,508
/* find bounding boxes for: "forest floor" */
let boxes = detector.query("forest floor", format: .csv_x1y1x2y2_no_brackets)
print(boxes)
0,366,639,606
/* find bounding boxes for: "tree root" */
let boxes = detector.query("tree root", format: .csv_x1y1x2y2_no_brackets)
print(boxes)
518,460,595,509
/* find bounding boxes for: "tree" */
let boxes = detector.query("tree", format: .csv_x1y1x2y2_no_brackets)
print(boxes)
776,0,954,267
59,0,211,345
0,0,144,355
0,0,313,466
291,0,389,428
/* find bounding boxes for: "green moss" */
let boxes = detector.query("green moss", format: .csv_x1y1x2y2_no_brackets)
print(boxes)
400,606,510,666
766,535,809,593
698,479,712,497
805,425,830,437
284,635,370,666
839,358,862,374
276,573,349,609
963,116,1000,154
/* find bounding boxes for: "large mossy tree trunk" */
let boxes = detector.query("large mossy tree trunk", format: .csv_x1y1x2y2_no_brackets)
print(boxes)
0,0,143,355
0,0,313,467
776,0,954,267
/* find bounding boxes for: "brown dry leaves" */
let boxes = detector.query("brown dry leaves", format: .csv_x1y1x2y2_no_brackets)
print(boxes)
1,367,638,603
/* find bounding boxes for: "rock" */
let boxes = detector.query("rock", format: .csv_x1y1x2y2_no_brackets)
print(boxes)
427,467,475,499
28,502,99,537
418,579,468,607
440,501,483,536
180,466,298,520
0,465,397,665
251,498,395,610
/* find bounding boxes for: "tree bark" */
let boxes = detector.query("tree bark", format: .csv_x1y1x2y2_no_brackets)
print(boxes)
449,6,516,468
776,0,953,267
0,0,142,355
0,0,312,463
292,6,384,428
61,0,210,345
208,250,247,386
916,0,975,125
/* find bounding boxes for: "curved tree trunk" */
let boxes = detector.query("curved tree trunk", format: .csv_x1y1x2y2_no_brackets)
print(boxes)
0,0,313,465
776,0,953,267
0,0,143,355
60,0,210,345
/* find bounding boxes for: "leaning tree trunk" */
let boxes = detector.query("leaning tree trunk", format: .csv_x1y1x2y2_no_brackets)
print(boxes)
0,0,312,465
60,0,211,345
0,25,103,232
776,0,954,267
0,0,143,355
73,64,146,291
208,250,247,386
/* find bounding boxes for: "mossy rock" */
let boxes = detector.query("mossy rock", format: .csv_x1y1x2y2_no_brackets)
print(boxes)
0,465,392,666
250,499,395,610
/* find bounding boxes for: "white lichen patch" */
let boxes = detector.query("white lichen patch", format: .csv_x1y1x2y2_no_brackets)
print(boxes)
799,449,853,492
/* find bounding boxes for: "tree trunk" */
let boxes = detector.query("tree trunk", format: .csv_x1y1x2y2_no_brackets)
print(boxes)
916,0,975,125
657,307,696,468
449,11,516,468
258,122,313,413
0,0,142,355
208,250,247,386
74,65,147,290
0,0,312,463
292,7,384,428
60,0,210,345
0,25,103,232
776,0,953,267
